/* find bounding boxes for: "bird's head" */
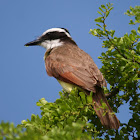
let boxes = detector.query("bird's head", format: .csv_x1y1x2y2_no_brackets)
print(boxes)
25,28,76,50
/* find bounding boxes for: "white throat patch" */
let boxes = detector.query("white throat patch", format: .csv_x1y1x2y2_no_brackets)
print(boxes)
40,39,63,50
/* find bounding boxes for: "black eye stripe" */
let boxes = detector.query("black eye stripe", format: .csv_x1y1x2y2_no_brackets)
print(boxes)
41,31,68,40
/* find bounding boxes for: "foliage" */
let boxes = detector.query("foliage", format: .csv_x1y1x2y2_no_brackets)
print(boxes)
0,3,140,140
125,6,140,25
90,3,140,139
0,90,98,140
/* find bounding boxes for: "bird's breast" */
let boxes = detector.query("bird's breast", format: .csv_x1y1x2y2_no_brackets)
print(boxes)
57,79,76,93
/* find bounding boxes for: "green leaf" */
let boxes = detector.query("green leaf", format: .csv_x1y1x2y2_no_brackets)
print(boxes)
101,5,106,9
99,7,104,13
131,30,137,36
97,11,102,15
39,98,47,105
137,25,140,34
96,24,102,28
106,10,110,17
129,19,135,25
110,30,115,37
79,92,86,104
95,17,103,23
87,95,93,103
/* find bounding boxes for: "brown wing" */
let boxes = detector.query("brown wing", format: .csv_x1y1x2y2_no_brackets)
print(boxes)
45,44,106,93
45,44,120,129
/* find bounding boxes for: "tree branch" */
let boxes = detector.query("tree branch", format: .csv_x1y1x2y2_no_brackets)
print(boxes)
102,14,140,66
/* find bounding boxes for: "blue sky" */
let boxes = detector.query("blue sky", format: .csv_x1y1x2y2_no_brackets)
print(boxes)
0,0,139,126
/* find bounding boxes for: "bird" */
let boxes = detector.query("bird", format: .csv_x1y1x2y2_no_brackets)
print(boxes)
25,27,120,129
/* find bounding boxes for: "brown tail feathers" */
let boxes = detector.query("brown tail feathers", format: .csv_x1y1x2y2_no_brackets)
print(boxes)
92,87,120,129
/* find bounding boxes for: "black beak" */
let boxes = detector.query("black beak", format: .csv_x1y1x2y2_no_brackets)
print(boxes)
24,39,41,46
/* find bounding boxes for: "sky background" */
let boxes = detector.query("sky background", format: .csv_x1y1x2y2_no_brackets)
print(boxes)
0,0,139,127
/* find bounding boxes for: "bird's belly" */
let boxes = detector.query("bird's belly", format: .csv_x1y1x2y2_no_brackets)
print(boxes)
57,80,76,93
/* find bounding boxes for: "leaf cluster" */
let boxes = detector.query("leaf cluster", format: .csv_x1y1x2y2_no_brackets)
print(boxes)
90,3,140,139
125,6,140,25
1,89,101,139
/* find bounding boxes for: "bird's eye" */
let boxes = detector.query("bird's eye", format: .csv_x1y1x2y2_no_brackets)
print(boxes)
47,32,51,35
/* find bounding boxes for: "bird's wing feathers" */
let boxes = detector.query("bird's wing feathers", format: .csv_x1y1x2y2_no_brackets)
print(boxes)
45,44,106,92
45,44,120,129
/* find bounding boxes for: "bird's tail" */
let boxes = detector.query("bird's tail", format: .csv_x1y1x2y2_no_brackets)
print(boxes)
92,87,120,129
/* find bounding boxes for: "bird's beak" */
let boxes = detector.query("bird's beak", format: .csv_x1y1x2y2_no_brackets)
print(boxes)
24,38,41,46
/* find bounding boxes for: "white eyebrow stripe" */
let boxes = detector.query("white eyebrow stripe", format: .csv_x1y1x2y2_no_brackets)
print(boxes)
42,28,71,38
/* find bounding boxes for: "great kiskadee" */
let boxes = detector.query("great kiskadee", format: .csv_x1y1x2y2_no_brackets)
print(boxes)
25,28,120,129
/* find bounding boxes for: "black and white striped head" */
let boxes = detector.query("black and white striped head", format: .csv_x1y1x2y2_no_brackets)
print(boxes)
25,28,76,49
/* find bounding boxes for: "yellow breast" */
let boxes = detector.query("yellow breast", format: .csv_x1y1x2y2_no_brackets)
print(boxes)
57,80,76,93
